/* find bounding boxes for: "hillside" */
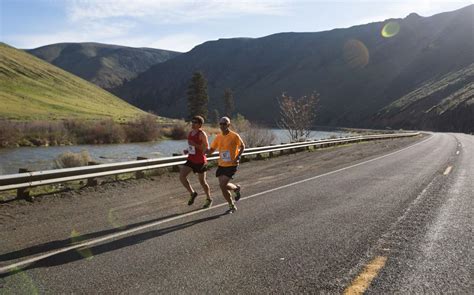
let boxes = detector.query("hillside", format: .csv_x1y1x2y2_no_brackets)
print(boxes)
0,43,148,121
372,63,473,133
114,5,473,132
28,43,180,90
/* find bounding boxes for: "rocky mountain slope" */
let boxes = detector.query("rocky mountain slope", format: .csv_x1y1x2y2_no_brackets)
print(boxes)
114,5,473,132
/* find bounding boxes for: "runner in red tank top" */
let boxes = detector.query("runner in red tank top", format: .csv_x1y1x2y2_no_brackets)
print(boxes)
179,116,213,208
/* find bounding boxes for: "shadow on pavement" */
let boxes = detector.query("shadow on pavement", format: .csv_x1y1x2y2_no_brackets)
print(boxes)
1,211,226,278
1,212,188,263
0,209,225,278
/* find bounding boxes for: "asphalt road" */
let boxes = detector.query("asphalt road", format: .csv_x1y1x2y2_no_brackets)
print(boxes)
1,132,472,294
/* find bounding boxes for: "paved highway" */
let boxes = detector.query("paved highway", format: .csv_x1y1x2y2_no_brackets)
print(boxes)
1,133,472,293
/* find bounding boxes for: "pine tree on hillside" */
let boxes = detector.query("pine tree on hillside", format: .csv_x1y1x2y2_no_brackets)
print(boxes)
187,72,209,120
223,88,235,118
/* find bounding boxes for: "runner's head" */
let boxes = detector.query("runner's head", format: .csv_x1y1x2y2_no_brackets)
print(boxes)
191,116,204,129
219,116,231,132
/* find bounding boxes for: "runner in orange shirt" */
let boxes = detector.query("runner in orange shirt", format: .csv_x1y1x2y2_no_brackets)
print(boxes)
207,117,245,213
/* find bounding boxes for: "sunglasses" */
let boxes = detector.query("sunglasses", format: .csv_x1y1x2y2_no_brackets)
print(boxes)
191,121,199,124
219,123,228,126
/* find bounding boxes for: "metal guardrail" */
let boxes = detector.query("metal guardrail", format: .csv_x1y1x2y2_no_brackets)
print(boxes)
0,132,419,196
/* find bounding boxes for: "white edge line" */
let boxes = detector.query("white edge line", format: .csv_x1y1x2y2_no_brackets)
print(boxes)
0,134,434,274
443,166,452,175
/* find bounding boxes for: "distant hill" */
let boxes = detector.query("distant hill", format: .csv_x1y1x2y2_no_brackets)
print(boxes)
28,43,180,90
114,5,473,132
372,63,473,133
0,43,148,121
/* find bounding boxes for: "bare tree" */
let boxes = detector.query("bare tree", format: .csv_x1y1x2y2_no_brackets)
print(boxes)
277,92,319,141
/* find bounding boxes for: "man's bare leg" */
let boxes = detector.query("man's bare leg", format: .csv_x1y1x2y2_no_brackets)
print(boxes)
198,172,211,199
179,165,194,194
218,175,234,206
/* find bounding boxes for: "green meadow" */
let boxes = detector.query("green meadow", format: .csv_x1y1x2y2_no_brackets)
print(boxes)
0,43,148,122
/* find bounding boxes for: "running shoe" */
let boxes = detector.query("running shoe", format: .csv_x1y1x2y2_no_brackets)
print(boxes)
188,191,198,206
225,204,237,214
202,198,213,209
234,185,241,201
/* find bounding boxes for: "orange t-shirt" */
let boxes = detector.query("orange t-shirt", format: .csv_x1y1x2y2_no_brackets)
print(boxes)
210,130,244,167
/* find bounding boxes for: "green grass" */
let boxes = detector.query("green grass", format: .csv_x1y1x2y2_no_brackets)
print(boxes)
0,43,151,121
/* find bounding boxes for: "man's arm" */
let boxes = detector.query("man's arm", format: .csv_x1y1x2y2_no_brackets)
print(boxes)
234,136,245,164
195,132,209,152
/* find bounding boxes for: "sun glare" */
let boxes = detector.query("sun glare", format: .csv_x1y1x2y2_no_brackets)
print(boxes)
382,21,400,38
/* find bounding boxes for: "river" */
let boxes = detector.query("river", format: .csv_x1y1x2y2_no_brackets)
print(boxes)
0,129,351,175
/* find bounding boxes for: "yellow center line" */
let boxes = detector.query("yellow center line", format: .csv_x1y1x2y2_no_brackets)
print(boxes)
443,166,452,175
343,256,387,295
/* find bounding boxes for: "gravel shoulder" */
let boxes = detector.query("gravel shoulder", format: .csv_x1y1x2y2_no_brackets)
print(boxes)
0,134,427,264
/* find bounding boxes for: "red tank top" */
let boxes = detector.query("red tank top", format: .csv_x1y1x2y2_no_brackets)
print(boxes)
187,130,207,164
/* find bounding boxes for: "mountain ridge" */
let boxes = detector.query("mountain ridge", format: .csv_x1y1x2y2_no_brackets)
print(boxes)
113,5,473,132
28,42,180,90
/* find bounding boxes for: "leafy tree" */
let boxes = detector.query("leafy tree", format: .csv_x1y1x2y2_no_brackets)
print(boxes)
277,92,319,141
187,72,209,120
211,109,220,127
223,88,235,118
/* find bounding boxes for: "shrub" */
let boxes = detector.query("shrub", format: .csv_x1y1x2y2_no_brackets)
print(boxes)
227,115,276,147
231,114,251,134
0,120,20,147
65,119,126,144
54,150,92,168
21,120,69,146
164,122,188,140
241,124,276,147
124,114,161,142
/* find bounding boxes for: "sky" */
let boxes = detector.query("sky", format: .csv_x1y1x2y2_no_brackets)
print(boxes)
1,0,472,52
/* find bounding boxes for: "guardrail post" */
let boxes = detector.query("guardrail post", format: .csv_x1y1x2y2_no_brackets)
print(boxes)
135,157,147,178
256,146,264,160
16,168,32,201
172,153,181,172
86,161,99,186
269,144,275,158
280,143,287,155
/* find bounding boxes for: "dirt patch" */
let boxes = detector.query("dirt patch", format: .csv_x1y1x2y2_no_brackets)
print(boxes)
0,134,428,263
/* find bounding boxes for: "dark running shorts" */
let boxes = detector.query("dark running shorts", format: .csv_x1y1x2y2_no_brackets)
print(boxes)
184,160,208,174
215,166,238,179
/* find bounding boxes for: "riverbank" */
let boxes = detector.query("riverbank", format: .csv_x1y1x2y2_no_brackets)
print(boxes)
0,115,190,148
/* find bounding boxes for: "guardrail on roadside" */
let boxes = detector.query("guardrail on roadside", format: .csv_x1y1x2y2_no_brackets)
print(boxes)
0,132,419,199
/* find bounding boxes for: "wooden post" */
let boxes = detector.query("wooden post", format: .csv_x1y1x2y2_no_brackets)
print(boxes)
86,161,99,186
17,168,32,201
269,144,276,158
280,143,287,156
135,157,147,179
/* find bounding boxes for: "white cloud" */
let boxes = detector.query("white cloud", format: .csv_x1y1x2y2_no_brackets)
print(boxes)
7,20,135,49
67,0,290,23
148,34,210,52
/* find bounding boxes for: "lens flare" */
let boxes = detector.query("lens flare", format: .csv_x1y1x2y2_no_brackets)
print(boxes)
343,39,369,69
70,229,94,260
2,267,39,294
382,21,400,38
108,208,126,229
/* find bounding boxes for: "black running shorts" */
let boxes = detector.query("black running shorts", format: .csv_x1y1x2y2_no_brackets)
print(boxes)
184,160,208,174
215,165,238,179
